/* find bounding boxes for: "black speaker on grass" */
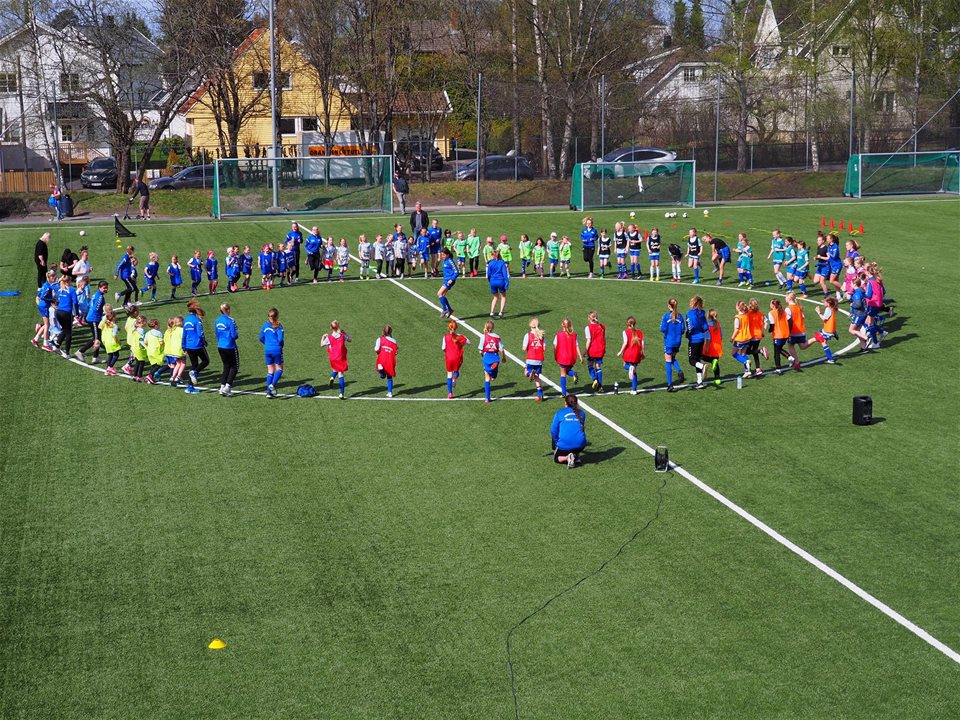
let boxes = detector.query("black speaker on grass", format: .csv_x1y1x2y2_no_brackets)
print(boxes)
853,396,873,426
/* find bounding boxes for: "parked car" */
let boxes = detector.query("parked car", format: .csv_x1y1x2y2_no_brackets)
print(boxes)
149,165,218,190
396,139,444,171
455,155,535,181
583,146,677,179
80,157,117,189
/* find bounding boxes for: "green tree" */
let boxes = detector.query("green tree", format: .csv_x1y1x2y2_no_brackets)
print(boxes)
689,0,705,46
671,0,688,44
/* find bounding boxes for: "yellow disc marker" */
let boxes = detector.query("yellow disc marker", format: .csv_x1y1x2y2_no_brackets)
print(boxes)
208,638,226,650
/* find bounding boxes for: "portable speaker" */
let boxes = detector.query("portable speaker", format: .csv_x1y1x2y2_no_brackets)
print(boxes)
853,396,873,425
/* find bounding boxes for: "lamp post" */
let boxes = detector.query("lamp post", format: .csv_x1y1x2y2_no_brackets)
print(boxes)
268,0,280,210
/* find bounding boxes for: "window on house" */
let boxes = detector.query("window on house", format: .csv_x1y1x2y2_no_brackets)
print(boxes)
874,91,895,113
682,67,700,83
832,45,850,57
302,117,318,132
2,111,20,142
252,71,292,90
60,73,81,94
60,124,75,142
278,117,296,135
0,72,17,93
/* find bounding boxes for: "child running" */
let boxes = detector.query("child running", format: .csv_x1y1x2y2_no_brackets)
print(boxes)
480,320,505,403
553,318,582,396
205,250,219,294
702,309,723,385
784,292,806,370
163,316,187,387
685,295,708,388
546,232,560,277
767,299,791,374
142,252,160,301
144,318,165,384
616,316,645,395
357,234,372,280
518,233,532,278
799,296,839,364
259,307,284,399
584,311,607,391
558,235,573,278
613,222,628,278
98,306,123,376
730,300,754,378
522,317,546,401
259,245,273,290
321,320,351,399
442,320,470,399
188,250,203,296
768,229,787,288
374,324,398,397
438,247,459,318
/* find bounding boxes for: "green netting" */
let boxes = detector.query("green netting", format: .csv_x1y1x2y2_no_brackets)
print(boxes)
570,160,696,210
844,152,960,198
213,155,393,218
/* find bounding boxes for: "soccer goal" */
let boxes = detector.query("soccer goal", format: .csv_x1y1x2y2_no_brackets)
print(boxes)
212,155,394,219
844,151,960,198
569,159,696,211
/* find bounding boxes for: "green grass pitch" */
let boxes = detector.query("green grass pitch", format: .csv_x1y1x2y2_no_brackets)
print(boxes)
1,197,959,718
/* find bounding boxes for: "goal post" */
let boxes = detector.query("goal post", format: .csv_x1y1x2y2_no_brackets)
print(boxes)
212,155,393,219
844,151,960,198
570,159,696,211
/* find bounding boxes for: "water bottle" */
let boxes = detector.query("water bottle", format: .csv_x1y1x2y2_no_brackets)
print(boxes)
736,375,742,390
613,382,619,395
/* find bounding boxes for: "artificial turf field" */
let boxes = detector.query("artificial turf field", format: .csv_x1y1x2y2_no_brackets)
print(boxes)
1,197,959,718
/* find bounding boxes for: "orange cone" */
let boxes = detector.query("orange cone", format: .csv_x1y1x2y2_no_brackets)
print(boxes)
839,219,845,231
830,218,835,229
820,216,826,227
859,222,864,234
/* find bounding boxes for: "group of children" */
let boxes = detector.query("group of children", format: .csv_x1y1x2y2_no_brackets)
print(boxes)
32,214,890,400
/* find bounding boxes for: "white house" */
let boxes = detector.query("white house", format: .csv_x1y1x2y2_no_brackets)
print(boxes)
634,0,908,145
0,15,167,177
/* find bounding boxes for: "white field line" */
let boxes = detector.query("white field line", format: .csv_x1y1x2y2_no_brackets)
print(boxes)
20,195,960,232
385,270,960,666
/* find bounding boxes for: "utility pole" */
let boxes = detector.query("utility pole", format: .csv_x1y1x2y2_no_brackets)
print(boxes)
268,0,280,210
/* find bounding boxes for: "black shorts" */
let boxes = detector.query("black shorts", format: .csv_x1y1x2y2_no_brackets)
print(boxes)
687,340,704,364
554,445,586,463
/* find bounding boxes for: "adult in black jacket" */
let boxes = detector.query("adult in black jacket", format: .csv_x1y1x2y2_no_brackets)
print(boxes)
410,202,429,238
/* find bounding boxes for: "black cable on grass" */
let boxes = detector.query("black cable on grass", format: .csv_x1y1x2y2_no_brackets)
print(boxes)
505,472,669,720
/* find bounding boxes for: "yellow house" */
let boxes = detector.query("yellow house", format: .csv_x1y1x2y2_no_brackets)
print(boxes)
180,28,351,156
180,28,452,159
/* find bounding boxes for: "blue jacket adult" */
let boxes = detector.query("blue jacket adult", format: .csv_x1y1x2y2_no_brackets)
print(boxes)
86,289,106,324
551,406,587,451
660,312,685,348
115,254,133,280
286,228,303,248
685,308,707,343
56,285,78,314
214,313,238,349
304,233,321,255
442,257,459,284
259,322,284,352
580,226,598,249
182,313,206,351
487,257,509,291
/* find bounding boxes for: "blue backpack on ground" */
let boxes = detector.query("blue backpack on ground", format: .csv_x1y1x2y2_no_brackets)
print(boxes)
296,384,316,398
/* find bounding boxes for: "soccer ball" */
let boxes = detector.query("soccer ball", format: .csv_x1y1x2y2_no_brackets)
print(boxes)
629,211,636,219
703,209,710,217
79,230,86,237
682,212,688,218
664,212,670,218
